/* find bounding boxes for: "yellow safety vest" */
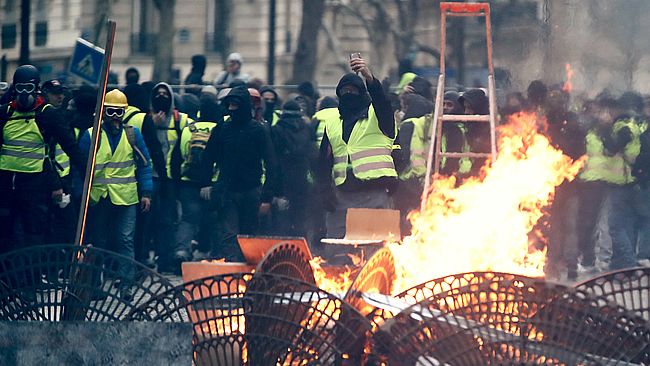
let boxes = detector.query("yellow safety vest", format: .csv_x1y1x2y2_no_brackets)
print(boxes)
0,105,51,173
179,121,217,182
441,123,472,175
123,105,146,131
164,112,191,178
54,128,79,177
313,108,339,147
579,121,640,185
89,126,139,206
399,116,427,181
326,106,397,186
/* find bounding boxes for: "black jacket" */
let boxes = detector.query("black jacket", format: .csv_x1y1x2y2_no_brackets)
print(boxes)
272,110,316,200
200,86,279,202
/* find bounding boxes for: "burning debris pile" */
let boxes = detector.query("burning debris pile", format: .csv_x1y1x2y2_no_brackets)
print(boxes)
389,111,585,293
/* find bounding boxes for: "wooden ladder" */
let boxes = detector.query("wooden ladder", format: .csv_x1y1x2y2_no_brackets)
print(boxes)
421,2,498,209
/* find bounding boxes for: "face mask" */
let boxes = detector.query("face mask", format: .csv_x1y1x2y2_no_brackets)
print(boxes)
339,93,360,109
152,95,171,113
16,94,35,109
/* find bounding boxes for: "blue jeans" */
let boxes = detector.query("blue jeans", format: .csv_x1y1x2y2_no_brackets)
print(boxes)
88,198,137,286
608,185,639,270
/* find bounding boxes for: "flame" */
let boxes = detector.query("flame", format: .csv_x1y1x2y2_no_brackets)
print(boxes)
309,256,354,296
389,112,585,293
562,63,574,93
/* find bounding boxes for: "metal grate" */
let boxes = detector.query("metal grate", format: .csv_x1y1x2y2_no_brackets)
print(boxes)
0,245,174,322
372,274,650,365
131,272,374,365
344,247,395,317
255,242,315,285
368,271,532,325
129,273,252,365
575,267,650,320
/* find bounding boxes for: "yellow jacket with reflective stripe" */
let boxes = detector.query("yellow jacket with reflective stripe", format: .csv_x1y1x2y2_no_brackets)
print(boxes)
164,112,191,178
399,116,427,180
579,121,640,185
54,128,79,177
90,126,139,206
313,108,339,147
0,105,50,173
326,105,397,186
441,123,472,175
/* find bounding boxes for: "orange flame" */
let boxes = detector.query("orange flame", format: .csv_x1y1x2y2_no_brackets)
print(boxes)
310,256,354,295
388,112,584,293
562,63,574,93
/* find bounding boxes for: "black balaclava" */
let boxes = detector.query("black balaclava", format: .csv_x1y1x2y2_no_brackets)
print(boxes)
336,73,371,121
151,86,172,113
200,95,223,124
12,65,40,110
125,67,140,85
222,86,253,123
260,86,280,122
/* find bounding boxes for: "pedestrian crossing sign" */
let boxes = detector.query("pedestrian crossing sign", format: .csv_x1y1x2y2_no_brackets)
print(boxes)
69,38,105,85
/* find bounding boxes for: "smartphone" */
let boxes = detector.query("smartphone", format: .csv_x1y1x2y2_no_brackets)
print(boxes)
350,53,362,75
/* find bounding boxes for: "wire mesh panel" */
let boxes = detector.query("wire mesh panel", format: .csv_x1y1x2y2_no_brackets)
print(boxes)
129,273,252,366
372,274,650,365
576,267,650,320
343,247,395,317
245,273,374,366
255,242,316,285
0,245,174,322
368,271,535,325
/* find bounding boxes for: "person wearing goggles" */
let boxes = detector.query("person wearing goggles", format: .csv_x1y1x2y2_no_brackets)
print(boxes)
77,89,153,301
0,65,85,254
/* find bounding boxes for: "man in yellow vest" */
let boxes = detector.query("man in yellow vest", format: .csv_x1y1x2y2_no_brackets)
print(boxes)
147,82,192,273
0,65,83,253
79,89,152,300
169,102,219,269
604,104,642,270
318,55,397,240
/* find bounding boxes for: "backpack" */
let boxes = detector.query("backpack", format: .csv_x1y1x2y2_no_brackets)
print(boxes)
181,121,212,181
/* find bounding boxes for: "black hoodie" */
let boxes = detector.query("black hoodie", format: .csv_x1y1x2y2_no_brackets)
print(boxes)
200,86,279,201
272,101,315,199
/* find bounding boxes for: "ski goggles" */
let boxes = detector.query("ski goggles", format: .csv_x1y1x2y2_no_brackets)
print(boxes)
14,83,37,94
105,107,125,118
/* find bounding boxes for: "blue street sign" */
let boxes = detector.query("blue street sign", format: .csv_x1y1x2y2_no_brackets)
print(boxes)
68,38,104,85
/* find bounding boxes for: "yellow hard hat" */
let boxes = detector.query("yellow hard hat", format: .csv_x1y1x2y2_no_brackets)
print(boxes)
104,89,128,108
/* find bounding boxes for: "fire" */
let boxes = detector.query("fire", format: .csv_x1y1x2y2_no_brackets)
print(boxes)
389,112,584,293
562,63,574,93
309,256,354,296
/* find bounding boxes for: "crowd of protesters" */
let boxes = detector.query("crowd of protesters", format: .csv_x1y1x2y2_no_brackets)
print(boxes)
1,50,650,294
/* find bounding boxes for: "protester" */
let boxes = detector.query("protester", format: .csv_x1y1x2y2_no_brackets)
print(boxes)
318,55,397,241
199,86,279,261
41,79,66,108
214,53,250,87
125,67,140,85
79,89,152,300
260,86,281,125
271,100,316,237
185,54,207,96
0,65,84,254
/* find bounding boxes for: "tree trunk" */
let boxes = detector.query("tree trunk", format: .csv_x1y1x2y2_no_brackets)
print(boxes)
290,0,326,84
93,0,111,45
152,0,176,83
214,0,232,63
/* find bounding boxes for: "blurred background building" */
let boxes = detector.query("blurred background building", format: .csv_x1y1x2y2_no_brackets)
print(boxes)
1,0,650,95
